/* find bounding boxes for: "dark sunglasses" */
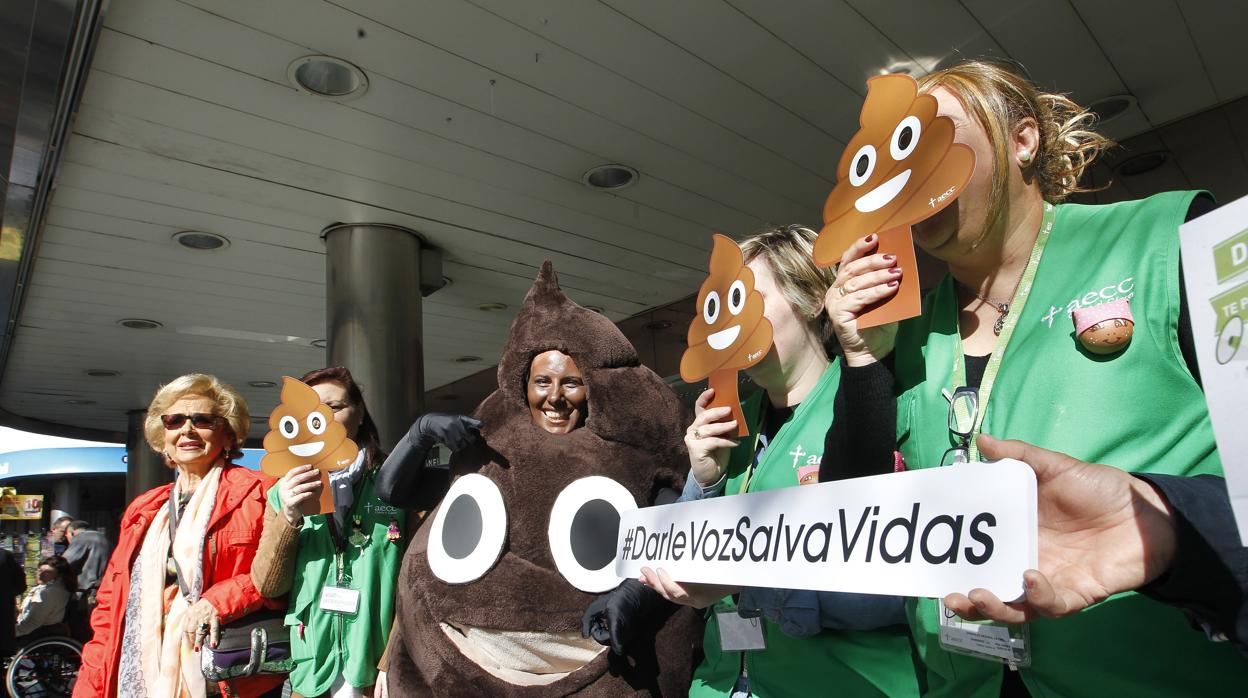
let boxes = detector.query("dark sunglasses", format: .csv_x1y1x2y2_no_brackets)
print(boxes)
160,413,221,430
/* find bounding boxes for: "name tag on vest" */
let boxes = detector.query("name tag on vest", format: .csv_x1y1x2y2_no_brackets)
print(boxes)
319,586,360,614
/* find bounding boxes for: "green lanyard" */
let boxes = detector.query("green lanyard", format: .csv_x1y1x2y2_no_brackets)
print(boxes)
950,202,1056,461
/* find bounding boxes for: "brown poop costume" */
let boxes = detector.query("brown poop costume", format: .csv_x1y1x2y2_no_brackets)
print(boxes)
387,262,702,696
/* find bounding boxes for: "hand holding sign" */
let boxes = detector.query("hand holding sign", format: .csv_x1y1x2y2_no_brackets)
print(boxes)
814,74,975,328
680,234,774,437
261,377,359,515
943,435,1177,624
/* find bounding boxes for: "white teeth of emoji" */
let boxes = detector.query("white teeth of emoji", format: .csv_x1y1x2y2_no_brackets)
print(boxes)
854,169,911,213
289,441,325,457
707,325,741,350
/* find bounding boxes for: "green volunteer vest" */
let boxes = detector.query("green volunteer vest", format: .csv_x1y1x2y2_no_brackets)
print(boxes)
689,363,922,698
268,468,406,695
893,191,1248,697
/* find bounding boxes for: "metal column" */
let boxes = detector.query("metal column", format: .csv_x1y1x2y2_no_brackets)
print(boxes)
323,224,441,451
125,408,169,503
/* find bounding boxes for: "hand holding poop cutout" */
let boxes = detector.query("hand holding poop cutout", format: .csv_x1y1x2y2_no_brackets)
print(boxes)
680,234,773,437
814,73,976,328
1073,298,1134,354
261,377,358,514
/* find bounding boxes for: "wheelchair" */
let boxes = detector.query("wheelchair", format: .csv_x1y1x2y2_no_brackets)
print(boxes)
4,630,80,698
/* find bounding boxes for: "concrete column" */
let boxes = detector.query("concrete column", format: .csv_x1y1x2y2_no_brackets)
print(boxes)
50,478,80,522
125,409,169,503
323,224,441,451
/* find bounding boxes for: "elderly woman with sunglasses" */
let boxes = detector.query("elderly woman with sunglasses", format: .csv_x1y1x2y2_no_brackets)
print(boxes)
75,374,284,698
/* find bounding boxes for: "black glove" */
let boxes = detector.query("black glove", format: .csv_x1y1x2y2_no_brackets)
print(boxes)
377,413,482,508
413,413,483,452
580,578,668,655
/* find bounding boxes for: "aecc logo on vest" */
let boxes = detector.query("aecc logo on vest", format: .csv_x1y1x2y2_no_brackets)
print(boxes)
1039,276,1134,328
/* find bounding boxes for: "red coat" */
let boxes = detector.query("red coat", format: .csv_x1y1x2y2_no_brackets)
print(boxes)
74,464,285,697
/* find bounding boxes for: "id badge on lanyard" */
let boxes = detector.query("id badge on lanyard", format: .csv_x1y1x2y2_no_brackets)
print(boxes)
319,525,360,615
935,204,1054,669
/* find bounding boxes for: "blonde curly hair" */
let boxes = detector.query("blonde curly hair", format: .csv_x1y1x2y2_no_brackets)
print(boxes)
144,373,249,462
918,60,1114,240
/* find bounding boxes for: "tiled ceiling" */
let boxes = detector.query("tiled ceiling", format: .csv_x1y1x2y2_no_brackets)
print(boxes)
5,0,1247,437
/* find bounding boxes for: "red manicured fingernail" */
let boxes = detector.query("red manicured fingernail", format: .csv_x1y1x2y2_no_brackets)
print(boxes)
1025,578,1037,590
883,254,896,262
889,267,901,274
887,280,899,287
865,234,875,243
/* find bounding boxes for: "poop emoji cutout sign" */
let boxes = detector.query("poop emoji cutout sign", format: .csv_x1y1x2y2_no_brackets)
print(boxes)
814,73,976,327
260,377,358,514
681,234,773,436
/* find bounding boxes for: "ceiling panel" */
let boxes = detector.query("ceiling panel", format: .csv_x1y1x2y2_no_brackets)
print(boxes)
727,0,913,93
5,0,1247,437
1177,0,1248,101
845,0,1008,72
1069,0,1214,126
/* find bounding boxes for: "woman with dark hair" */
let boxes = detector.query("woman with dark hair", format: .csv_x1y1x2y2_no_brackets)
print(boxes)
250,366,406,698
16,556,76,639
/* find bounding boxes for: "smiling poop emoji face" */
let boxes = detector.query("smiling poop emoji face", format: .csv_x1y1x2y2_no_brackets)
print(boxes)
680,234,773,383
260,376,358,479
813,73,976,266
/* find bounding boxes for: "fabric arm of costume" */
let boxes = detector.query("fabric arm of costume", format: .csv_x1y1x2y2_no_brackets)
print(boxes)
736,587,908,638
375,415,458,509
250,504,301,599
820,358,898,482
1136,473,1248,653
202,567,277,624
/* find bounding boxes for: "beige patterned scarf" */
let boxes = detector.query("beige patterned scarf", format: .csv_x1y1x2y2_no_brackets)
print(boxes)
120,464,222,698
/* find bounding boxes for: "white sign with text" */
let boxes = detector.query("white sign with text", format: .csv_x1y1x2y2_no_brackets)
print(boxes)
616,460,1037,601
1181,193,1248,542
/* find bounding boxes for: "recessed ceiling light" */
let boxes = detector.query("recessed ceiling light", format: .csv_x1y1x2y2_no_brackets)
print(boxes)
117,318,162,330
453,355,482,363
477,302,507,312
1087,94,1136,125
1114,151,1168,177
311,339,328,349
585,306,605,314
287,55,369,100
64,399,95,406
645,320,673,331
248,380,277,388
172,230,229,250
85,369,120,377
582,164,638,191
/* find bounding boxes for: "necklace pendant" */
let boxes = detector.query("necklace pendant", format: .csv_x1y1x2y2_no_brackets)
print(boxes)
993,314,1006,336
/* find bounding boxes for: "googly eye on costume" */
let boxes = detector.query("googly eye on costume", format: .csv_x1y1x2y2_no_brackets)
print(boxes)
427,474,508,584
547,476,637,593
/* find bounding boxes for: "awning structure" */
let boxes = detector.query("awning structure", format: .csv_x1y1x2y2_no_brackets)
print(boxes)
1,1,1246,444
0,445,265,482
